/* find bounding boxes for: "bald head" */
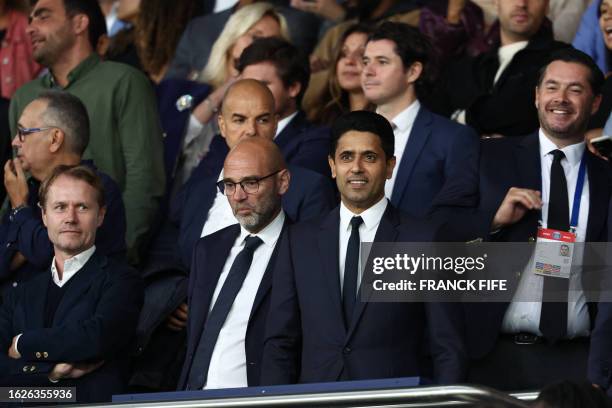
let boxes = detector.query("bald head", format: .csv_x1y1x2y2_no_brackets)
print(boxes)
218,79,278,148
222,138,289,233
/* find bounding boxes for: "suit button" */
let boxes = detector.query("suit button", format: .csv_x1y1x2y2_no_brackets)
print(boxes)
30,366,36,372
343,347,351,354
248,362,255,366
43,352,48,358
22,366,29,372
12,282,17,288
528,237,536,243
35,352,41,358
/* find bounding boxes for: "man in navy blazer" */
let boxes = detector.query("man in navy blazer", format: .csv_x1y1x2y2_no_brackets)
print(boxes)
178,138,293,389
444,49,612,390
361,22,479,218
261,111,466,386
0,165,143,403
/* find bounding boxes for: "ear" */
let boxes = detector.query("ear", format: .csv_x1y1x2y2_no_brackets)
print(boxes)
96,205,107,228
49,129,65,153
328,155,336,179
72,13,90,37
40,203,48,227
287,81,301,100
534,86,540,110
277,168,290,195
218,113,227,140
405,62,423,85
385,156,396,179
591,94,603,115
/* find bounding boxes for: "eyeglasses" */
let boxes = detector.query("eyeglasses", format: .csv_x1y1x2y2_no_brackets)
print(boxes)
16,125,54,142
217,170,282,196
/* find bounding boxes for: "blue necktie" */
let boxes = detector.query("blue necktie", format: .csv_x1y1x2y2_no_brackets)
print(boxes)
186,235,263,389
540,150,569,342
343,216,363,326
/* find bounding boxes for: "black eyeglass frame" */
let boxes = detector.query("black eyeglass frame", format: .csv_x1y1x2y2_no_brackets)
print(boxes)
16,125,55,142
217,169,283,196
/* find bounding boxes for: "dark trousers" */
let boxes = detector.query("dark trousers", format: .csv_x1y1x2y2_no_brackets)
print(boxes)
467,335,589,392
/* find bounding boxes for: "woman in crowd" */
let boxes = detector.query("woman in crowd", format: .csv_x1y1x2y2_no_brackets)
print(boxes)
588,0,612,132
306,23,374,126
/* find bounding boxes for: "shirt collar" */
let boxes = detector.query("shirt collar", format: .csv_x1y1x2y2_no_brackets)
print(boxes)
383,100,420,133
237,210,285,248
51,245,96,287
275,111,298,138
538,129,585,166
340,197,388,232
43,53,101,88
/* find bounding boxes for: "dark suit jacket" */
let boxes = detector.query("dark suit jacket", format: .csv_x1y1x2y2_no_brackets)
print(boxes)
452,132,612,360
177,221,289,388
261,204,466,385
177,164,336,268
0,252,144,403
391,106,479,217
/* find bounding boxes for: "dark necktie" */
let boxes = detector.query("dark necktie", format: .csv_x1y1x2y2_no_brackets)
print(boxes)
539,149,569,342
186,235,263,389
343,216,363,326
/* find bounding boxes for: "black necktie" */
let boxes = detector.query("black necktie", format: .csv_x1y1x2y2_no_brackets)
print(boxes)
186,235,263,389
539,149,569,342
343,216,363,326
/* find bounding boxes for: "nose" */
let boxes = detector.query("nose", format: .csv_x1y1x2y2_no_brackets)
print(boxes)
232,184,248,201
350,157,364,174
244,120,257,137
363,63,374,77
11,132,22,147
64,206,78,224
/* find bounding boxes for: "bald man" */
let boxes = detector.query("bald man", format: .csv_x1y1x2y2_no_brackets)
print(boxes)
177,79,336,267
177,138,291,390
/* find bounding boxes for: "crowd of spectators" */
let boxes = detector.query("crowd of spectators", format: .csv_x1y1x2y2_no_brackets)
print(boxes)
0,0,611,405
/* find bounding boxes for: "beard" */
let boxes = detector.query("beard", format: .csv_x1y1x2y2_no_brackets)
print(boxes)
232,194,281,233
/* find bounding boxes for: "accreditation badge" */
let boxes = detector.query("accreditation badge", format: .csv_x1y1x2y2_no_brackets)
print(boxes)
532,227,575,279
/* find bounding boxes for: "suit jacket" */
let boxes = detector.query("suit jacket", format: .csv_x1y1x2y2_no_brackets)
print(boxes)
261,204,466,385
453,132,612,359
177,164,336,268
391,106,479,217
177,221,289,388
0,252,144,403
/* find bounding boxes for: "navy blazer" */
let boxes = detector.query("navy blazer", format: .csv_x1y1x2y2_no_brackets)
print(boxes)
261,204,467,385
177,164,336,268
0,161,126,289
0,252,143,403
451,132,612,360
391,106,479,218
177,221,289,389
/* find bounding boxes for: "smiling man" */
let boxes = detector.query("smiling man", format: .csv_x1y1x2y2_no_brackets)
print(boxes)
0,165,142,403
448,48,612,390
261,110,466,386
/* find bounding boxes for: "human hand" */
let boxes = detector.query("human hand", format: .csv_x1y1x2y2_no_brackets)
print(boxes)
48,361,105,382
290,0,346,22
3,159,28,208
166,302,189,331
492,188,542,230
8,335,20,359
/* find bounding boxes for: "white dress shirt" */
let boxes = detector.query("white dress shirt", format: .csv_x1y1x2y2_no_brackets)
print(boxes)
382,100,420,199
204,211,285,389
275,111,298,138
338,198,388,294
502,131,590,338
201,170,239,237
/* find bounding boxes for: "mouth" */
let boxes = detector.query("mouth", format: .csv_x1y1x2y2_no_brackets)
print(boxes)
510,12,529,24
347,179,368,188
604,26,612,41
31,37,44,50
60,230,81,235
547,105,574,116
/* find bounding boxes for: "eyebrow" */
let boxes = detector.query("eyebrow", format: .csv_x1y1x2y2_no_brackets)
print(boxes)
31,7,51,18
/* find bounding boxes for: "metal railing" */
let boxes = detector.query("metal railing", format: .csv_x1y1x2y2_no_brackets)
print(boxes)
75,385,539,408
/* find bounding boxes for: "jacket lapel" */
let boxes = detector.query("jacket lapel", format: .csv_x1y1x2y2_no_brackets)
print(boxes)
318,208,345,330
346,205,400,340
390,106,431,206
515,132,542,191
585,152,610,241
274,111,305,154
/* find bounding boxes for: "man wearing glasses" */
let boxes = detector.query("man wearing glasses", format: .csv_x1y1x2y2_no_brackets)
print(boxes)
0,91,126,297
177,137,292,390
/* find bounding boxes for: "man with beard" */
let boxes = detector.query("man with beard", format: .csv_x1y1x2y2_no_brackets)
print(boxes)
8,0,165,265
451,48,612,390
177,138,292,390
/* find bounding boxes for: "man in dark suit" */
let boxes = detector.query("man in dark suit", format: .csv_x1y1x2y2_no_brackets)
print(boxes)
0,165,143,403
0,91,126,295
450,49,611,390
261,110,466,386
361,22,479,218
238,37,330,177
178,137,292,389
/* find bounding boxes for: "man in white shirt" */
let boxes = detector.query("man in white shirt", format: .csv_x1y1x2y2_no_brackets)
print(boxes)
456,48,610,390
178,137,291,390
0,164,143,402
361,22,479,218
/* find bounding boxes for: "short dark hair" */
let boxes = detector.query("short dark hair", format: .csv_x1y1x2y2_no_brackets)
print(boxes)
37,91,90,156
237,37,310,106
33,0,107,49
39,164,105,210
537,48,605,95
367,22,434,98
330,110,394,159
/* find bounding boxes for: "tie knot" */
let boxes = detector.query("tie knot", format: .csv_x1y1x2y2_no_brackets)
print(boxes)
244,235,263,251
551,149,566,163
350,216,363,230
